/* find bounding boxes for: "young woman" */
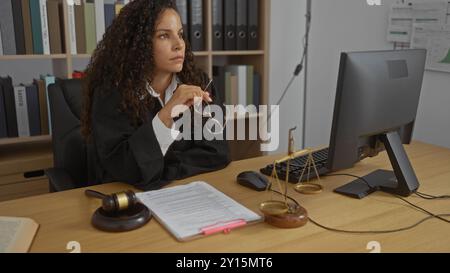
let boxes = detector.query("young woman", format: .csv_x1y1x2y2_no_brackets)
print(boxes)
81,0,230,190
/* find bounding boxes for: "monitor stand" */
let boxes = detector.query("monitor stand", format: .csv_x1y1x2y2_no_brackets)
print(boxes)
334,131,420,199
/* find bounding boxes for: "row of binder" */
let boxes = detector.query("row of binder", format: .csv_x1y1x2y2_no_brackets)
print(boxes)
0,0,126,56
0,75,56,139
0,0,65,55
175,0,260,51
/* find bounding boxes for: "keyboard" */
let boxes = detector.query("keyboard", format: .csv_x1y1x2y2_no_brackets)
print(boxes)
260,147,330,183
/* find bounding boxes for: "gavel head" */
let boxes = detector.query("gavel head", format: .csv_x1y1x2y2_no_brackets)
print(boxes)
101,190,138,213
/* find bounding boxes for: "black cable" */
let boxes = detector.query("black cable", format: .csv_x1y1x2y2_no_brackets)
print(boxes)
269,187,450,234
415,191,450,200
394,195,450,223
323,174,450,200
308,214,450,234
323,173,450,223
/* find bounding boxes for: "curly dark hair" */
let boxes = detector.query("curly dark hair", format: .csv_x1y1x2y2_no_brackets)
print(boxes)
81,0,205,139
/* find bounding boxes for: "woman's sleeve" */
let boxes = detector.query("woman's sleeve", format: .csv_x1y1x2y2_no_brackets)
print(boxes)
91,90,168,190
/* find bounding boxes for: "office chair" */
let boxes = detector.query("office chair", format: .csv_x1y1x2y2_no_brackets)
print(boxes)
45,79,93,192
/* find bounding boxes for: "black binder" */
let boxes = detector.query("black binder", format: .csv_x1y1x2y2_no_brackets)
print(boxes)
0,85,8,138
236,0,248,50
224,0,236,50
0,76,18,137
247,0,259,50
211,0,223,51
212,66,226,105
175,0,188,40
11,0,26,55
26,84,41,136
188,0,204,51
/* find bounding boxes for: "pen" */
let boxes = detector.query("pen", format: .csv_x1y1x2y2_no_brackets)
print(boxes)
201,219,247,235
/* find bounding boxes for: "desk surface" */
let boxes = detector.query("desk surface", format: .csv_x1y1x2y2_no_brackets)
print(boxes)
0,141,449,253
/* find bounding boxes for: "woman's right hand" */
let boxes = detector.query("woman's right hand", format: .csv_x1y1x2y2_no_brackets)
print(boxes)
158,84,212,128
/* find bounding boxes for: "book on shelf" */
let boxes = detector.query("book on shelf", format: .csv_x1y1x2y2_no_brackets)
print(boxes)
0,75,55,139
39,0,51,55
74,1,87,54
21,0,34,55
0,76,18,138
14,85,30,137
213,65,261,107
12,0,27,55
0,216,39,253
104,0,116,30
94,0,106,43
25,83,42,136
47,0,64,54
29,0,44,54
84,0,97,54
1,0,261,56
0,85,8,138
0,0,17,55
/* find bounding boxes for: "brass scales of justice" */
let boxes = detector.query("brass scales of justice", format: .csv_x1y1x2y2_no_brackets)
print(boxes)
259,127,323,228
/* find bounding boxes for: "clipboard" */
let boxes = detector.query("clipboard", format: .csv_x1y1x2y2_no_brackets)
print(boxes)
136,181,263,241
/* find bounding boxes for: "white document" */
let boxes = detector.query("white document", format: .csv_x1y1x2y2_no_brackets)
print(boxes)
412,1,447,25
387,2,413,42
387,1,449,43
136,181,262,241
411,23,450,73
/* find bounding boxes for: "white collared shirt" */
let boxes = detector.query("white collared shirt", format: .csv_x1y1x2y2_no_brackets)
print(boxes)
147,75,181,156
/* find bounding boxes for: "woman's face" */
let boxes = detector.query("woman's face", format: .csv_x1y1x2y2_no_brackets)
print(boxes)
152,9,186,74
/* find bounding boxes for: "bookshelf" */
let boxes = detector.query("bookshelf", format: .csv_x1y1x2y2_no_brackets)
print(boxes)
0,0,270,200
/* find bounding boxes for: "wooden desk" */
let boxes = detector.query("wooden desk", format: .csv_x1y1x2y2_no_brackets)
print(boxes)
0,141,449,253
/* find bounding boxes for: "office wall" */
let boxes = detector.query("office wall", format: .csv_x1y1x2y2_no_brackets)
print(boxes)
270,0,450,152
268,0,305,154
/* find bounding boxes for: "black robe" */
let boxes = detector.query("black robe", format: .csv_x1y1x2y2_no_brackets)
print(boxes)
87,75,230,191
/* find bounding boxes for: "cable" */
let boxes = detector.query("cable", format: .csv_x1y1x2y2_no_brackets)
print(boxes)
322,173,450,223
268,173,450,234
268,187,450,234
415,191,450,200
323,174,450,200
394,195,450,223
308,214,450,234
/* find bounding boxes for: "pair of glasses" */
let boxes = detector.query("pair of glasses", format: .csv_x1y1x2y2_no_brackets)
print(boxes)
193,79,214,118
192,79,229,134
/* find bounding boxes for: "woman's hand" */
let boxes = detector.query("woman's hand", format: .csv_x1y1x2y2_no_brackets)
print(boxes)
158,84,212,128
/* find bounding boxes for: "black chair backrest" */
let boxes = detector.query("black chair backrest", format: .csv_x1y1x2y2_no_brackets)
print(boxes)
48,79,88,188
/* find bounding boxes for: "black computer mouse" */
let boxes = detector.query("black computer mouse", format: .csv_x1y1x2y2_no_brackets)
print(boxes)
236,171,269,191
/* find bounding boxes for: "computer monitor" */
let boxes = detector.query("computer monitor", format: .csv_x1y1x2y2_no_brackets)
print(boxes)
328,49,427,199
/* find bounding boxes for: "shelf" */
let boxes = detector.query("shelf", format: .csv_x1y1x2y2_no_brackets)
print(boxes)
0,135,52,146
193,51,210,56
228,112,263,120
71,51,211,58
0,54,67,60
71,54,91,59
212,50,265,56
67,50,266,59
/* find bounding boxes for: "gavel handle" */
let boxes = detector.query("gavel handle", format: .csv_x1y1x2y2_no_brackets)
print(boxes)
85,189,107,200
